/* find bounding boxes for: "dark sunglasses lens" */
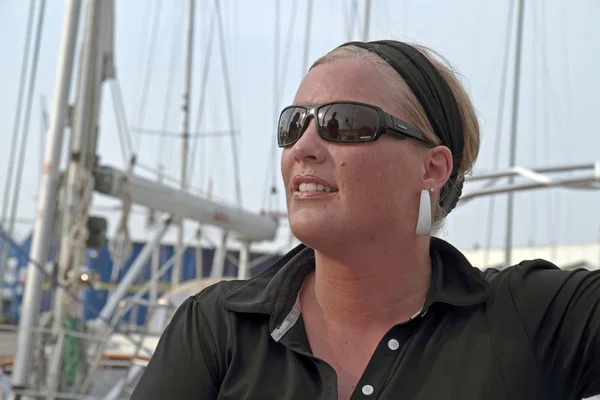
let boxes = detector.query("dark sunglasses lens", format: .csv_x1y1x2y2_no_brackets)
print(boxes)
278,107,306,146
317,103,378,142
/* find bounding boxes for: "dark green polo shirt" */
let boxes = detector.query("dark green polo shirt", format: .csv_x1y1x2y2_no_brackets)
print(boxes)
131,238,600,399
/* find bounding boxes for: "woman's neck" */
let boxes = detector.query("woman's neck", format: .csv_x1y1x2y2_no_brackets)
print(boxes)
305,238,432,329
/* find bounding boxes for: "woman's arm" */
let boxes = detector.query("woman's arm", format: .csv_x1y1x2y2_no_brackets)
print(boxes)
510,260,600,399
130,296,220,399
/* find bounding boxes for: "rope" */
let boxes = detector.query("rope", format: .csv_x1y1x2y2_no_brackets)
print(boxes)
61,315,88,392
67,171,94,268
107,169,134,276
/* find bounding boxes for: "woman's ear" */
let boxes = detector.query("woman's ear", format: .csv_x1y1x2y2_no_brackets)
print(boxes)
421,146,453,191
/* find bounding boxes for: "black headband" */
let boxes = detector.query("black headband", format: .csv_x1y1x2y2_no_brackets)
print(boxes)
339,40,465,214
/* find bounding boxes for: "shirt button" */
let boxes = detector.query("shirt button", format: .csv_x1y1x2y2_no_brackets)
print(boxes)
362,385,374,395
388,339,400,350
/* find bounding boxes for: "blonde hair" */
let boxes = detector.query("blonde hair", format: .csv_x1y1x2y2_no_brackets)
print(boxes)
311,44,480,223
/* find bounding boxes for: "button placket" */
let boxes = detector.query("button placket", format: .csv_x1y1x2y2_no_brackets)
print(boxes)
350,319,423,399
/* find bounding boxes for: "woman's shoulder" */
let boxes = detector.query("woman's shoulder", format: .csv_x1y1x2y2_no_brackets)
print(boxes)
160,279,250,339
481,258,560,281
481,258,592,297
481,258,591,288
478,260,600,399
480,258,598,321
190,278,248,303
184,278,249,321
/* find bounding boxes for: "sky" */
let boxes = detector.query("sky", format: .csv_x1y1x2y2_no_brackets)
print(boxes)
0,0,599,261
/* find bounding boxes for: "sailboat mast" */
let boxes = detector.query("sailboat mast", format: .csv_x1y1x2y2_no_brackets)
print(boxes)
504,0,526,266
11,0,83,388
363,0,371,41
302,0,313,73
174,0,195,286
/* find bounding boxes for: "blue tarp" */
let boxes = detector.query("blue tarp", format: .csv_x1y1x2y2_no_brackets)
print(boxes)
6,229,281,325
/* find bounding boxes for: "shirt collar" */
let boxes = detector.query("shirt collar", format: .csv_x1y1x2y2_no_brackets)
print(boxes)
219,237,491,327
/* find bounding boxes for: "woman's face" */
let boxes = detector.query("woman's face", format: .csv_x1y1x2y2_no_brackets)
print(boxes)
280,58,449,250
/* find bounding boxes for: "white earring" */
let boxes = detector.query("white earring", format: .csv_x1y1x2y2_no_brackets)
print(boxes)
416,189,433,236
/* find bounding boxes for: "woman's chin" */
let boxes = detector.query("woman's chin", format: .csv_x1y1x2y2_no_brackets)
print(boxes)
289,214,355,252
289,217,334,248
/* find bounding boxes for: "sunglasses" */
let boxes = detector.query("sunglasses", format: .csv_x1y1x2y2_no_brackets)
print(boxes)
277,101,431,148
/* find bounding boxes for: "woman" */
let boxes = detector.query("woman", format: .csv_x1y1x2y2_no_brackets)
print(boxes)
131,40,600,399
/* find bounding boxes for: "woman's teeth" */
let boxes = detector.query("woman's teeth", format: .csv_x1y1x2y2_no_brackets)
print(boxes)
298,182,335,192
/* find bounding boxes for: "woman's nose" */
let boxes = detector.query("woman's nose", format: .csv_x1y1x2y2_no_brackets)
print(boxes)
291,120,326,164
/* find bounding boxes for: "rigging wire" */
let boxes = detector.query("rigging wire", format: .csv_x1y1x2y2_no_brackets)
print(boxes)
39,95,49,187
0,0,36,231
270,0,281,211
277,0,300,94
467,0,486,84
187,3,207,188
219,1,242,198
233,0,241,152
559,0,574,245
515,2,534,251
483,0,515,266
109,80,133,166
262,0,281,213
536,0,551,245
134,0,163,154
530,0,540,247
402,0,408,37
503,0,525,267
342,0,350,40
3,0,47,279
112,78,135,156
130,1,153,151
159,2,185,172
214,0,243,207
350,0,359,40
115,79,136,157
343,0,358,41
362,0,371,41
559,1,573,166
537,1,562,254
208,100,222,197
225,0,235,76
538,1,550,167
260,0,301,211
262,0,312,213
189,3,239,195
189,3,218,185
